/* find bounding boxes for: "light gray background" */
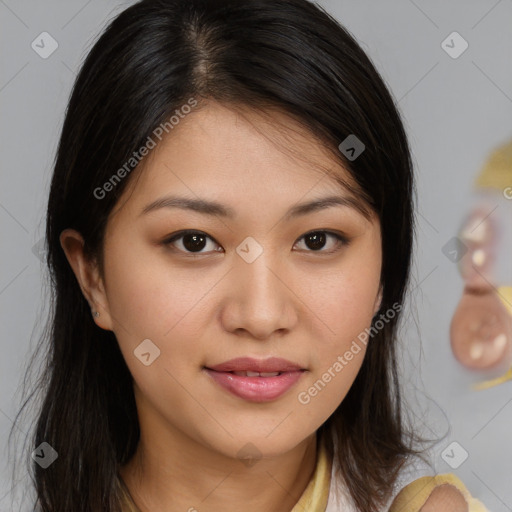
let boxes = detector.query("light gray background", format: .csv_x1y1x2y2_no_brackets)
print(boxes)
1,1,511,510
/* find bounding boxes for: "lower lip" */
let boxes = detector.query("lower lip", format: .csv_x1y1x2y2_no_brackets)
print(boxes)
203,369,305,402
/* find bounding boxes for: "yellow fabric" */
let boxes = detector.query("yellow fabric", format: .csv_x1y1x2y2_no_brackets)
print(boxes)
390,473,490,512
475,138,512,190
290,434,331,512
288,437,492,511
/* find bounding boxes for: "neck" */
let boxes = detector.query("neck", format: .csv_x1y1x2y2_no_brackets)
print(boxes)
119,415,318,512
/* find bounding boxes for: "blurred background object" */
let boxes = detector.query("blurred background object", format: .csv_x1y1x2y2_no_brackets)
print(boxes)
450,139,512,389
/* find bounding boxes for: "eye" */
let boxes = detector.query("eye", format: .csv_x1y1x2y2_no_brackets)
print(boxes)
162,229,349,256
293,230,348,254
163,230,222,255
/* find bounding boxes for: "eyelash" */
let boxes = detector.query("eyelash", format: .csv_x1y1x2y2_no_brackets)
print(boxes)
162,229,350,257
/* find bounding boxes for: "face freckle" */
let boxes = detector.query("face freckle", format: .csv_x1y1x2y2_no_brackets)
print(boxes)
99,100,382,460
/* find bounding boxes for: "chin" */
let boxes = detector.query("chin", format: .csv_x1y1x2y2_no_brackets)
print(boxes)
212,429,314,462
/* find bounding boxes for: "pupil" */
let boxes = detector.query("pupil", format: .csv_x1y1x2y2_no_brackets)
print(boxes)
306,232,326,250
183,233,206,252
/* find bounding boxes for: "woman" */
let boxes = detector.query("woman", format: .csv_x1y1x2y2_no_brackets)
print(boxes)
10,0,490,510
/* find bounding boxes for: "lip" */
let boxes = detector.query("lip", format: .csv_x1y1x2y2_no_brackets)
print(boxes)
204,368,305,402
204,357,306,403
206,357,304,373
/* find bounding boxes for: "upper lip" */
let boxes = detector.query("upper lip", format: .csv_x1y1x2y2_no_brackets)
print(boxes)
206,357,305,373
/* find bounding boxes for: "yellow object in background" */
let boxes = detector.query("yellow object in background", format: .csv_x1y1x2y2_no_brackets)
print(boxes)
476,138,512,191
499,286,512,316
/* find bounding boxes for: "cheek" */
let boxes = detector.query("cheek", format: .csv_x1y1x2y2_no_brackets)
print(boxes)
294,289,375,431
296,347,364,429
307,245,381,345
308,271,377,335
102,242,210,395
101,248,218,404
302,271,374,387
297,240,381,411
103,238,206,339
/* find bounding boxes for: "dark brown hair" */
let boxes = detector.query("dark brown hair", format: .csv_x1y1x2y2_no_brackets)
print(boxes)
10,0,436,510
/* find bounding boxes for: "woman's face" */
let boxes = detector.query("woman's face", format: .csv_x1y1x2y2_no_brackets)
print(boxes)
65,100,382,460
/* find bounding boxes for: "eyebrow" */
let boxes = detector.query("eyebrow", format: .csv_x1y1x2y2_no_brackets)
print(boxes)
140,194,371,220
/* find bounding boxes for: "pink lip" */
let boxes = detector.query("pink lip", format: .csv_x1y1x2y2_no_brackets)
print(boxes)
206,357,304,373
204,357,306,402
204,368,305,402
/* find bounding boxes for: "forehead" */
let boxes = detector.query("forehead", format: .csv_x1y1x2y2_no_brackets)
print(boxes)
112,100,370,219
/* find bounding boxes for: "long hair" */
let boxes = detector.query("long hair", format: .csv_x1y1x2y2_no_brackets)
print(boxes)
9,0,435,510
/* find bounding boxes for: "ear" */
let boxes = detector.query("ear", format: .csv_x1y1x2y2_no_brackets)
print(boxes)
59,228,113,331
373,285,383,316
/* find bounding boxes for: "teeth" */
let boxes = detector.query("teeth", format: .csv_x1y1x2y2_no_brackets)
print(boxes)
232,371,280,377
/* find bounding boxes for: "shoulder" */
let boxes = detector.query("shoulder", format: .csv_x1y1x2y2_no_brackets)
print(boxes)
389,473,491,512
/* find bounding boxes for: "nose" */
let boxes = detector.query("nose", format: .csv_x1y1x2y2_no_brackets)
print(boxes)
219,250,298,340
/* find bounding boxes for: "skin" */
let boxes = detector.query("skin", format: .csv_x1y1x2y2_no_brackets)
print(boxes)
391,483,469,512
60,100,383,512
419,485,469,512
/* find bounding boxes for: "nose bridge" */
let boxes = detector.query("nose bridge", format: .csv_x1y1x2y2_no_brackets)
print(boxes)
227,241,295,337
236,245,284,307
